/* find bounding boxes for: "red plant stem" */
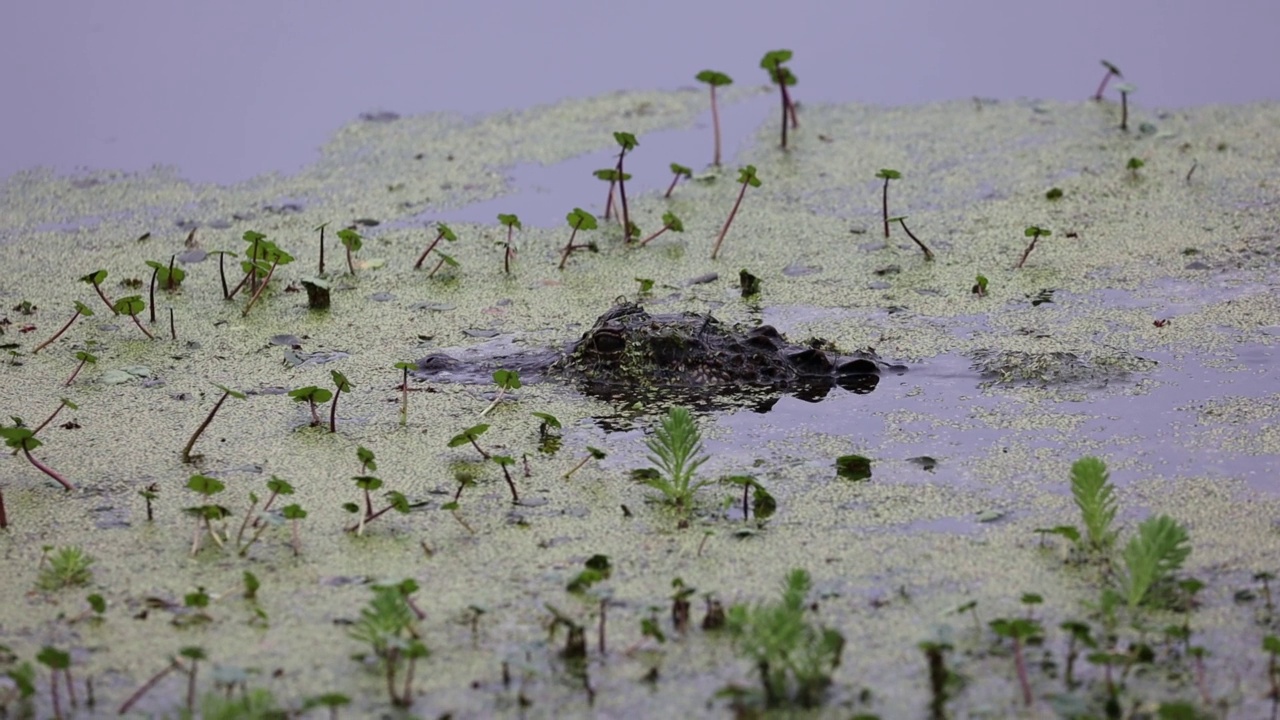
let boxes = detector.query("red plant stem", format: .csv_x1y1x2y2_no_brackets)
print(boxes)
500,465,518,503
89,281,116,315
129,312,155,340
1120,91,1129,131
186,660,197,713
169,307,175,341
51,671,62,720
664,173,681,199
638,224,671,247
1093,70,1115,101
1013,637,1032,706
241,259,279,316
363,488,373,517
428,255,448,278
329,385,342,433
599,598,608,655
148,266,157,323
64,358,88,387
897,219,935,261
742,485,750,520
248,237,261,295
503,227,514,274
227,267,252,300
882,178,891,238
468,437,490,460
64,668,77,708
217,252,229,299
0,486,7,529
34,310,82,354
24,446,73,491
182,390,231,463
616,153,632,242
400,368,409,424
786,87,799,128
558,226,581,270
709,85,723,166
1015,235,1042,269
30,402,68,437
778,81,789,149
413,231,445,270
603,180,615,220
345,245,355,274
167,255,176,291
318,225,326,275
711,179,751,259
117,661,182,715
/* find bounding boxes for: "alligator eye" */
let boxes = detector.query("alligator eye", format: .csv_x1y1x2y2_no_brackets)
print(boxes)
784,348,833,375
591,330,625,355
836,358,879,375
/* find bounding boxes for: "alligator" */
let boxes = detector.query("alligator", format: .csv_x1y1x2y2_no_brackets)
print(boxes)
414,301,904,404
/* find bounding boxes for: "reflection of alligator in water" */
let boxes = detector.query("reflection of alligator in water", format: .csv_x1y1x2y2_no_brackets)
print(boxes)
414,301,906,405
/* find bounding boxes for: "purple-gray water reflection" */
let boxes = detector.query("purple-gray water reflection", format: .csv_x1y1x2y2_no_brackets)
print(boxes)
2,0,1276,184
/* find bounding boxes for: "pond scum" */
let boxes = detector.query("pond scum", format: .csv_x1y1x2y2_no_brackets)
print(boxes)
2,52,1280,717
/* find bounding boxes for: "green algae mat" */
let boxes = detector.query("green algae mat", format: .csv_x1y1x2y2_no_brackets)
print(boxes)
3,88,1280,718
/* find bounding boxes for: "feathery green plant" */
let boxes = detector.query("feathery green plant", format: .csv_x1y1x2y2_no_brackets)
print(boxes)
36,546,95,591
640,407,709,510
1071,456,1117,552
348,583,427,707
726,568,845,708
1120,514,1191,609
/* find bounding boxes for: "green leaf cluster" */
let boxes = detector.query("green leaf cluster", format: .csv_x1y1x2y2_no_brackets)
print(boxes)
640,407,709,510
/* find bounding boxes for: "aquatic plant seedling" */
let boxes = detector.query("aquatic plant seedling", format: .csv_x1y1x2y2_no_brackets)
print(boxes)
480,368,521,417
412,222,458,271
638,211,684,247
611,132,639,242
1093,60,1123,101
337,227,363,275
116,653,191,715
281,503,306,556
393,361,417,426
559,208,599,270
184,474,229,555
0,425,73,491
145,256,185,292
592,168,624,221
1116,82,1135,131
886,216,935,261
497,213,521,275
329,370,353,433
724,475,776,521
664,162,693,198
564,446,606,479
448,423,492,460
727,568,845,708
876,169,901,238
990,615,1042,706
347,583,426,707
566,554,612,594
35,646,73,720
239,237,295,316
972,274,989,297
1071,456,1118,553
181,383,246,463
343,476,410,535
1126,156,1145,178
233,475,295,555
695,70,733,165
33,302,93,354
18,398,79,447
287,385,332,427
1014,225,1051,269
918,638,956,719
36,546,94,592
711,165,761,260
113,295,154,340
139,482,158,522
760,49,799,148
1120,514,1191,609
638,406,709,516
491,455,520,503
79,269,116,314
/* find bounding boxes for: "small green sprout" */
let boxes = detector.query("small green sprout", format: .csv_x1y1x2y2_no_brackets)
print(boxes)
145,256,185,291
760,50,799,148
560,208,599,270
497,213,521,274
37,546,95,591
695,70,733,165
33,301,93,354
35,646,73,720
665,161,693,198
281,503,307,556
184,474,229,555
1071,456,1118,553
337,227,363,275
491,455,519,503
835,454,872,481
637,407,709,516
725,475,776,521
448,423,492,460
233,475,295,555
357,445,376,473
182,383,246,463
1116,82,1136,131
1015,225,1051,269
711,165,761,260
1094,60,1123,101
564,446,606,479
635,277,655,295
347,584,425,707
566,554,612,594
727,568,844,708
1127,156,1146,177
113,295,154,340
875,169,902,238
1045,187,1064,200
593,168,629,222
612,131,639,242
480,369,521,417
288,385,333,427
638,211,684,247
394,361,417,426
990,615,1043,706
972,274,989,297
63,349,97,388
239,237,295,316
1120,514,1191,609
177,646,206,713
413,222,458,272
329,370,353,433
139,482,159,522
80,269,116,314
1,425,73,491
886,215,935,261
343,475,410,535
